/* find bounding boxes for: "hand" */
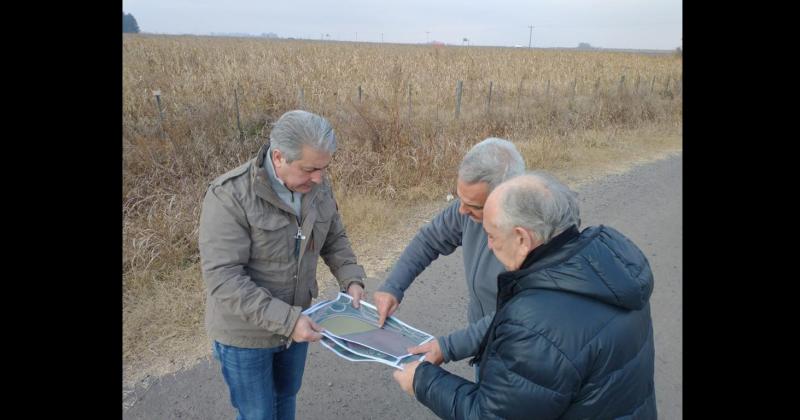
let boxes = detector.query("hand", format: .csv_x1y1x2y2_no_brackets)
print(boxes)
373,291,399,328
393,360,421,397
290,314,323,343
346,281,365,309
407,340,444,365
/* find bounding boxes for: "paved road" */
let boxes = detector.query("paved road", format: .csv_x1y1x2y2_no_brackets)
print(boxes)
123,153,682,419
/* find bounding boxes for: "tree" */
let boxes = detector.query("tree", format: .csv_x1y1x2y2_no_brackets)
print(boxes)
123,12,140,33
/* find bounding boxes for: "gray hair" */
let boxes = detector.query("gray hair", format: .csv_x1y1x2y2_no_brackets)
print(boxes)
458,137,526,191
269,110,337,162
495,171,581,244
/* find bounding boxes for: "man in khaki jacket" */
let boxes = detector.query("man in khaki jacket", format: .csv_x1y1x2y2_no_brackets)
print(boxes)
199,110,366,420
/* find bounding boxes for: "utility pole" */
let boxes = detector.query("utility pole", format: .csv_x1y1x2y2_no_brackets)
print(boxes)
381,33,384,43
528,25,534,48
426,31,430,43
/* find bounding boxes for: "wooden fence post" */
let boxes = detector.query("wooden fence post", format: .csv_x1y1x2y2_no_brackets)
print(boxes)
571,78,577,99
152,90,166,140
455,80,463,119
297,88,305,109
650,75,656,93
618,75,626,96
407,82,413,120
358,85,362,103
516,79,523,112
151,89,179,151
487,81,493,115
594,77,601,95
234,85,244,142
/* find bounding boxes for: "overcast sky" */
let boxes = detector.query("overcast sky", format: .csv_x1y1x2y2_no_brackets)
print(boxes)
122,0,682,50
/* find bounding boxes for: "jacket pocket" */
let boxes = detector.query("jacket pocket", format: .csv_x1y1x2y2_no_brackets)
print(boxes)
249,213,291,262
312,198,337,252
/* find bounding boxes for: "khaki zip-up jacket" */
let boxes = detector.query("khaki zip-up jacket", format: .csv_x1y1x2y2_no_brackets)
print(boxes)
199,144,366,348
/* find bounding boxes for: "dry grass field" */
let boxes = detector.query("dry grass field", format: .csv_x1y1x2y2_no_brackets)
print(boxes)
122,34,682,387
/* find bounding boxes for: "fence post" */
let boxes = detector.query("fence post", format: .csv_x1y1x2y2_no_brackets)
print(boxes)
486,81,493,115
297,88,305,109
152,90,166,140
407,82,412,120
664,76,671,95
618,75,626,96
455,80,463,119
546,80,550,97
152,90,179,151
358,85,362,103
234,85,244,142
594,77,601,95
516,79,523,113
650,75,656,93
571,78,577,99
635,74,641,94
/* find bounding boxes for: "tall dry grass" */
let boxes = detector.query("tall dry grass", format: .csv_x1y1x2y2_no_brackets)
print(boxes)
123,34,681,384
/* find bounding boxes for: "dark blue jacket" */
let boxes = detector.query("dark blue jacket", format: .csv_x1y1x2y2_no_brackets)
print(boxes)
413,225,657,419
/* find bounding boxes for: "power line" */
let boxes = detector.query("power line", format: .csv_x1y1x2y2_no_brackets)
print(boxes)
528,25,534,48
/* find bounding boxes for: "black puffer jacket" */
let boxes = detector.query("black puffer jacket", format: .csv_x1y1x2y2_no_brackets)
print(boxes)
413,225,657,419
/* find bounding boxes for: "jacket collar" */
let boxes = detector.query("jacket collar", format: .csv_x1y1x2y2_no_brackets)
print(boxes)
263,144,296,198
496,225,580,306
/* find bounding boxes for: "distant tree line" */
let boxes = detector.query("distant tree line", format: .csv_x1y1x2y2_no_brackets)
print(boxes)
123,12,140,33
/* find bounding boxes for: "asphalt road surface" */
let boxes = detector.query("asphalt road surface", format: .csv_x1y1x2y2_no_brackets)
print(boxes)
123,153,682,419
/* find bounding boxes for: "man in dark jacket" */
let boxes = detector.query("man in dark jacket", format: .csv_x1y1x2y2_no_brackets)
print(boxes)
393,171,657,419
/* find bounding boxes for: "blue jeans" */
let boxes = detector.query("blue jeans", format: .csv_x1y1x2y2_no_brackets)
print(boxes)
213,341,309,420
